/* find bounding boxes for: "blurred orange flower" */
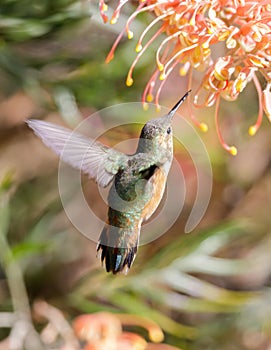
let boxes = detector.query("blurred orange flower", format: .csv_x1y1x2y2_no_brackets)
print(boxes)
73,312,179,350
100,0,271,155
32,301,180,350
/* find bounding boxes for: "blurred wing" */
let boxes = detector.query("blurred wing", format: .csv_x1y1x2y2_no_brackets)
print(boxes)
27,119,128,187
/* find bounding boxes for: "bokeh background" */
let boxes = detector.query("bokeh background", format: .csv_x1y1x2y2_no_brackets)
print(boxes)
1,1,271,349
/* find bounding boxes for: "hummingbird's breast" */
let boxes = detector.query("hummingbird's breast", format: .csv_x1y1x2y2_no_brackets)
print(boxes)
141,165,168,221
108,154,171,225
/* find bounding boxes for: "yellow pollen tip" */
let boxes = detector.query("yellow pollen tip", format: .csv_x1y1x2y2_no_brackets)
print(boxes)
189,19,195,26
133,339,147,350
265,112,271,122
179,67,187,76
143,102,149,111
156,105,161,112
102,3,108,11
126,76,133,87
229,146,237,156
157,63,164,71
135,44,142,52
148,328,164,343
200,123,208,132
110,17,117,24
248,125,258,136
127,30,134,39
146,94,153,102
159,72,166,81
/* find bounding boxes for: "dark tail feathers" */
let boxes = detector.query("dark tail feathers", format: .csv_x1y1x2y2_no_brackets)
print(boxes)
97,244,137,274
97,225,138,274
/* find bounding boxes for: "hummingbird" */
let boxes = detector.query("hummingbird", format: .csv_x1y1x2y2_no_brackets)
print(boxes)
27,90,190,274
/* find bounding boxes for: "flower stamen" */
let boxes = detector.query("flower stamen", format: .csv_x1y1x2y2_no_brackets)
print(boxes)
156,31,182,72
99,0,109,23
163,43,199,77
142,69,159,108
155,60,179,110
187,68,209,131
110,0,129,24
135,12,171,52
105,27,127,64
142,41,172,108
125,1,166,39
263,83,271,121
215,95,237,155
248,73,263,135
126,25,165,87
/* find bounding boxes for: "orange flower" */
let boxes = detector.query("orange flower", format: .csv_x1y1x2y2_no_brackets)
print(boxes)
100,0,271,154
73,312,178,350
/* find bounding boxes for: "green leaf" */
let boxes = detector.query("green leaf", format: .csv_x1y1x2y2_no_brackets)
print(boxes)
11,241,51,261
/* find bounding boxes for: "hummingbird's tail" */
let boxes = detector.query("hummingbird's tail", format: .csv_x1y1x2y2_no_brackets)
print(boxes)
97,224,139,274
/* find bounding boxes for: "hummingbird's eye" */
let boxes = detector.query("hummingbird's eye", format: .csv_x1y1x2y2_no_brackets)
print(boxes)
167,127,171,134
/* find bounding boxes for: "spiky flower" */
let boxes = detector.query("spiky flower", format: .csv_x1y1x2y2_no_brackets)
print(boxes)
99,0,271,154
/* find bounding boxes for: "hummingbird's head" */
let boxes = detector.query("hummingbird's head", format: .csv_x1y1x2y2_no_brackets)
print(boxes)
137,91,191,153
139,114,173,147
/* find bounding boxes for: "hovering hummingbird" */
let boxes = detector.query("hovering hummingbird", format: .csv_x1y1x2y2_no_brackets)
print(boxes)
27,90,190,274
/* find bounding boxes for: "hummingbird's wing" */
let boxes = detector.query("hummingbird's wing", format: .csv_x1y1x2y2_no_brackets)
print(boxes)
131,152,166,175
27,119,129,187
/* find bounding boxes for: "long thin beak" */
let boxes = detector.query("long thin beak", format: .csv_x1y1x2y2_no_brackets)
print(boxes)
168,90,191,119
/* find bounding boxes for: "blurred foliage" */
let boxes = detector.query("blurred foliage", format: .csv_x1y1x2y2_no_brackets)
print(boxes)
68,221,267,348
0,0,144,112
1,1,271,350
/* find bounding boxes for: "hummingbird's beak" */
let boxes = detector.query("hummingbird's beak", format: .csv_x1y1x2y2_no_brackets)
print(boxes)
168,90,191,119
